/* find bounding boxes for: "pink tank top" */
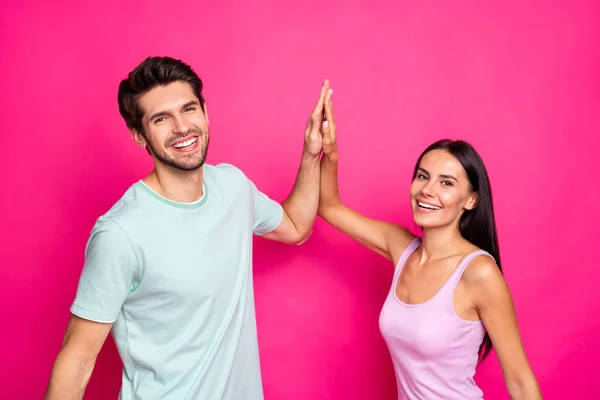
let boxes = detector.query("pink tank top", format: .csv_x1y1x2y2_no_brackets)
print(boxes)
379,237,490,400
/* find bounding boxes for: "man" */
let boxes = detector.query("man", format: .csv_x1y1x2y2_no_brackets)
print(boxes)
44,56,331,400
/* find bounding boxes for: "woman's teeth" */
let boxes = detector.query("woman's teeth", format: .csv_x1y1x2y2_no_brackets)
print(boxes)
418,202,441,210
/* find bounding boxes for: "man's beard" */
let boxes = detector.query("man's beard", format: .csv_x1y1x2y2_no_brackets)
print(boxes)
148,128,209,171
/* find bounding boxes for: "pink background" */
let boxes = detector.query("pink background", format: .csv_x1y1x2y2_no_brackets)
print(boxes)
1,1,599,399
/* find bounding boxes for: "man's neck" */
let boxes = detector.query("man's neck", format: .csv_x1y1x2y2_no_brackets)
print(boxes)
143,164,205,203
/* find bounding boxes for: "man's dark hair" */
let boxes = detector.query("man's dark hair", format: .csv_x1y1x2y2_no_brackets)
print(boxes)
117,56,206,134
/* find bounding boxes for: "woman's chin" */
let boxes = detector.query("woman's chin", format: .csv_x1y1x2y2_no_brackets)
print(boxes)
413,213,444,230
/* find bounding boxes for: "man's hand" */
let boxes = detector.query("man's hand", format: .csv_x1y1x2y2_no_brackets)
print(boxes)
304,80,330,156
260,79,331,245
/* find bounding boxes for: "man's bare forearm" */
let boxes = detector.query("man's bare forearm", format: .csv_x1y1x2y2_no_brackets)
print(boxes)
281,150,321,241
44,350,95,400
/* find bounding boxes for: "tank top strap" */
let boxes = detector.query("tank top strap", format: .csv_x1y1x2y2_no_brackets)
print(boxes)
443,249,495,299
393,237,422,279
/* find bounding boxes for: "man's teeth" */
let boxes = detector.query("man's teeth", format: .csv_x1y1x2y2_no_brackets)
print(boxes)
418,202,441,210
173,138,197,148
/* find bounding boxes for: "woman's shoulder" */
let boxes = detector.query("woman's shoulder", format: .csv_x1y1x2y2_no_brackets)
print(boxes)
461,247,502,286
389,229,420,265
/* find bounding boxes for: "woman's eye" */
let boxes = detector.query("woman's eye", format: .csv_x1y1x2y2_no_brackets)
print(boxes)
417,174,428,180
441,181,453,187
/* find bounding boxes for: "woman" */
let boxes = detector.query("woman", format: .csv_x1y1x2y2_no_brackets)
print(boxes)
318,90,542,399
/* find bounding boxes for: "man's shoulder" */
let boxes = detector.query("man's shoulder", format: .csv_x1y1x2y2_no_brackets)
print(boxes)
89,182,146,235
204,162,252,187
205,162,245,177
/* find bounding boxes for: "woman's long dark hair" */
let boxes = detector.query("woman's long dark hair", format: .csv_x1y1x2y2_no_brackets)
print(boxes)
412,139,501,363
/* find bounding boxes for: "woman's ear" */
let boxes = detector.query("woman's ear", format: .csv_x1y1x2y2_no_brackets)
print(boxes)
465,192,479,210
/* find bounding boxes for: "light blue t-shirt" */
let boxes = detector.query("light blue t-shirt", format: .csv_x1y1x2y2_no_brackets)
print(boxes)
70,163,283,400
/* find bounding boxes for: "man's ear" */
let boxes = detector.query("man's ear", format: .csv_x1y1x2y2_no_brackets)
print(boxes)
130,129,147,149
465,192,479,211
203,102,209,125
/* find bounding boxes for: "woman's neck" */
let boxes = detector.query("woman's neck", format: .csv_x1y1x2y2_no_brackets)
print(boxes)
419,224,465,263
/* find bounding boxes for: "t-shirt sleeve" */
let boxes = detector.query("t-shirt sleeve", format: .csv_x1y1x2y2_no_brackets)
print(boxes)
249,179,283,236
70,218,139,323
215,162,283,236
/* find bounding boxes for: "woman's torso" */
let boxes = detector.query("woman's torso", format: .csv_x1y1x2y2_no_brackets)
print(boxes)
379,237,491,400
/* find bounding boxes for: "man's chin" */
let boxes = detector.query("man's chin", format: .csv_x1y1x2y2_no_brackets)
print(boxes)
154,155,206,172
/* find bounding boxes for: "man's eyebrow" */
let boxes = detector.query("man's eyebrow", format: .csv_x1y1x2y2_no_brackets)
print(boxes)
148,110,169,122
148,100,199,122
180,100,199,109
